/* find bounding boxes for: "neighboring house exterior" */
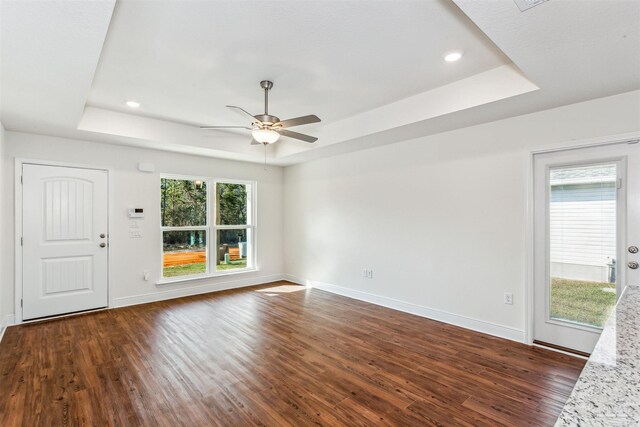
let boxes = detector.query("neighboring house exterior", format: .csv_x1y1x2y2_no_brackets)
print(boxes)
550,164,616,283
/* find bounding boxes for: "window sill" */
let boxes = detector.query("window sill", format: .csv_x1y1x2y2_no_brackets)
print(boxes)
156,267,259,286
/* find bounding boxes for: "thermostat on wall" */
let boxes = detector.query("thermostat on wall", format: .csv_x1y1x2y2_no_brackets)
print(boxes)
128,208,145,218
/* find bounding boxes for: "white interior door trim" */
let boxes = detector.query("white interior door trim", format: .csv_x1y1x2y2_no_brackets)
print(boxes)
14,158,113,325
524,132,640,346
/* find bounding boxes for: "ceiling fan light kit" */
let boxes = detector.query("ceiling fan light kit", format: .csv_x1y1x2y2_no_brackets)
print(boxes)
201,80,321,145
252,128,280,144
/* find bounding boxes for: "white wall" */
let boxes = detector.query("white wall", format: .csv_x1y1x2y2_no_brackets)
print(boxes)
1,132,284,322
2,90,639,340
283,90,640,341
0,122,5,329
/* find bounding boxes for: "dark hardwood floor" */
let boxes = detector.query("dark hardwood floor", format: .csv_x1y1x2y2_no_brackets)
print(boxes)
0,281,585,426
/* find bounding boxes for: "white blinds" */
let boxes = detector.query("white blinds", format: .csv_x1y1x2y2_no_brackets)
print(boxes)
549,164,616,282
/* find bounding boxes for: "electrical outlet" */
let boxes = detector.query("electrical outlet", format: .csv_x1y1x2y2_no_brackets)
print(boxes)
504,292,513,305
362,269,374,279
143,270,149,281
367,269,373,279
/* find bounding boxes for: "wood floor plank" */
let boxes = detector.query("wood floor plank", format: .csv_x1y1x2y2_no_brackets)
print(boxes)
0,281,584,426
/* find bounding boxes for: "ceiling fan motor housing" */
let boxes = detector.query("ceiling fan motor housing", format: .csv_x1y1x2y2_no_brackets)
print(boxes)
254,114,280,127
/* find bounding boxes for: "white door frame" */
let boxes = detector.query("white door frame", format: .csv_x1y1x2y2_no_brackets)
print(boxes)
524,132,640,346
14,158,112,324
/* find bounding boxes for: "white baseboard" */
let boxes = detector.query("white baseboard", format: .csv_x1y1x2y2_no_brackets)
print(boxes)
111,273,286,309
0,314,16,343
2,275,525,345
289,277,525,343
282,274,306,286
0,275,284,333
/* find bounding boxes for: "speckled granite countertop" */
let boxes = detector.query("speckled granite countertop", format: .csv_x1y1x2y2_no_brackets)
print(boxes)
556,285,640,426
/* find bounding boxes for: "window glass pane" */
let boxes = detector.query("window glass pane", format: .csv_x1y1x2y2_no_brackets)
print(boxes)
549,163,617,328
216,229,249,271
216,183,248,225
163,230,207,277
161,178,207,227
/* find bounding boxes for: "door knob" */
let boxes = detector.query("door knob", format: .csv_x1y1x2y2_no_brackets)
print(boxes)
100,243,106,248
629,261,639,270
629,246,639,254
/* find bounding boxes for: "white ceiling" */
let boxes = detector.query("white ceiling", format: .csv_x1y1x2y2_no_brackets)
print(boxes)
455,0,640,103
87,0,508,126
1,0,639,165
0,0,115,134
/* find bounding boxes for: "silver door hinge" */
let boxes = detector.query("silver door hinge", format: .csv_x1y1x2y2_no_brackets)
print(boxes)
21,299,23,308
21,237,23,246
617,178,623,189
20,176,23,184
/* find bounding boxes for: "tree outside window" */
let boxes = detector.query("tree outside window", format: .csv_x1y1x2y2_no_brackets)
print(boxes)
160,178,255,279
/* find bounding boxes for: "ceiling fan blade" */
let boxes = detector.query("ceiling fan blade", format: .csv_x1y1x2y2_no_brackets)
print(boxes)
277,129,318,143
276,114,321,129
227,105,262,125
250,138,262,145
200,125,252,130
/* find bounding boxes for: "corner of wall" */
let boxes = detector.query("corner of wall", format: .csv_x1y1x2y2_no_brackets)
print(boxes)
0,122,6,338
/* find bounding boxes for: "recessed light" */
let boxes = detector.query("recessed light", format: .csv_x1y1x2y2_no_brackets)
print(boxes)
126,101,141,108
444,51,463,62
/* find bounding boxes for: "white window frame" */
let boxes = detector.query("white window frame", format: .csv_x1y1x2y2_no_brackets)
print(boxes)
159,174,257,284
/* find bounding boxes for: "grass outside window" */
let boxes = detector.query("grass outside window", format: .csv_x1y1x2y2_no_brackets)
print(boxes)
163,259,247,277
550,278,616,328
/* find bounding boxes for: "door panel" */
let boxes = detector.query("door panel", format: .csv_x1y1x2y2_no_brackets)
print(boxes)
627,143,640,288
22,164,108,320
44,178,93,241
533,142,638,354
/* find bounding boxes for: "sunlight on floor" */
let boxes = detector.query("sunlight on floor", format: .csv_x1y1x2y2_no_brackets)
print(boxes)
255,285,308,295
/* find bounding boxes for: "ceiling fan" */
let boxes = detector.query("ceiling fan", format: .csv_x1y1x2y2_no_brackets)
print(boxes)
200,80,321,145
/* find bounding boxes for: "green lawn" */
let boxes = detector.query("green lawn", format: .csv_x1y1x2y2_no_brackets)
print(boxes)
216,259,247,271
163,259,247,277
163,262,206,277
550,278,616,327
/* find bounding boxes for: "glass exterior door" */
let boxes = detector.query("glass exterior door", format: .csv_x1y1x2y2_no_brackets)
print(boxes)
533,141,639,354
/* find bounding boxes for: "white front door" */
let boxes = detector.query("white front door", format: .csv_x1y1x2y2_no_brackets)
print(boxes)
22,164,109,320
533,142,640,354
